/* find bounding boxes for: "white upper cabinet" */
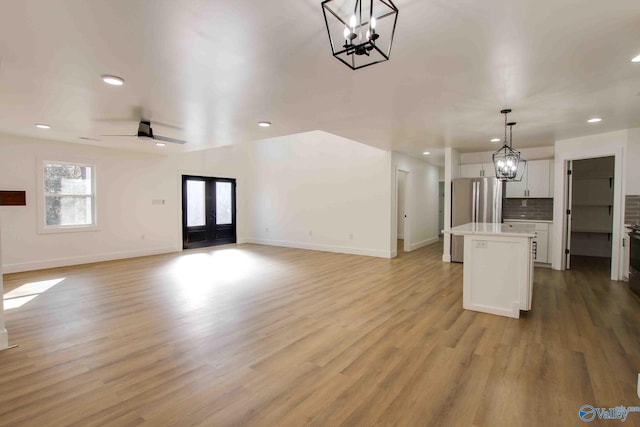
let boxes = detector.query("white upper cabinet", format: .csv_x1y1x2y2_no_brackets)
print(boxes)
505,159,553,198
459,163,483,178
459,163,497,178
505,162,528,197
482,163,496,177
527,159,552,198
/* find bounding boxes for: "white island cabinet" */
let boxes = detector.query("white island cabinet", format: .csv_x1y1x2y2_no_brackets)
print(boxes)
503,220,553,265
444,223,535,319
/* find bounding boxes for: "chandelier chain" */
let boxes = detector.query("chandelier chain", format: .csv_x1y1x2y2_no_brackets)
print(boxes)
504,111,508,146
509,124,513,149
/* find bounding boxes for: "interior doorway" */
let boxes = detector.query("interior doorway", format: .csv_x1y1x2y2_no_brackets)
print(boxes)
182,175,236,249
438,181,445,236
565,156,615,274
554,142,624,280
396,169,410,253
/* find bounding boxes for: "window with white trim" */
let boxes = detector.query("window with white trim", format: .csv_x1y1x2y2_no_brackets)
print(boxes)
43,161,96,229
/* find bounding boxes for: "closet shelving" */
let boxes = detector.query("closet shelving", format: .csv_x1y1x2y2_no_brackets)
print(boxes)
570,157,614,256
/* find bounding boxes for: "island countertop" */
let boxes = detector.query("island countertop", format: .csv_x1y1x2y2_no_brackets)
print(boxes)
444,222,536,238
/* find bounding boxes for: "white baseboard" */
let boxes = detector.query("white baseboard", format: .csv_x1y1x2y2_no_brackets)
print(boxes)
442,253,451,262
3,238,394,273
0,328,7,350
3,246,181,274
534,262,552,269
408,236,440,252
245,238,393,259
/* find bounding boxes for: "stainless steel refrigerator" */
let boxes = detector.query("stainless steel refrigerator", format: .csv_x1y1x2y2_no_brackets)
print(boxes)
451,177,504,262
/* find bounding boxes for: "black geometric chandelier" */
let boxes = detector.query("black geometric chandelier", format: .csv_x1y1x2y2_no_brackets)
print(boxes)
321,0,399,70
492,109,526,181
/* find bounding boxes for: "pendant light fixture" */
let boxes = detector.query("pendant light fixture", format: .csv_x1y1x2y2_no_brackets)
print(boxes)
492,109,526,181
321,0,398,70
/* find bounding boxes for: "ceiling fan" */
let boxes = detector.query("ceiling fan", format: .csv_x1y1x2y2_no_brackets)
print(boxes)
101,120,187,145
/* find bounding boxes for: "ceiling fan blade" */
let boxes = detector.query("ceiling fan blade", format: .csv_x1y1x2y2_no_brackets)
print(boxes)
154,134,187,144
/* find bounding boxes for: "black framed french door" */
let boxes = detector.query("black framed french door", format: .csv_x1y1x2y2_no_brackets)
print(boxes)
182,175,236,249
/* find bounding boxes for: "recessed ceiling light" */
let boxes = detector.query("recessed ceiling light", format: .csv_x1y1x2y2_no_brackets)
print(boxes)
101,75,125,86
491,138,501,143
631,54,640,63
422,151,430,155
155,142,166,147
35,123,51,129
587,117,602,123
258,121,271,127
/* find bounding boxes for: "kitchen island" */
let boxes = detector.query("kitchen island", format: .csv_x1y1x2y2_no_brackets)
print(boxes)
444,222,536,319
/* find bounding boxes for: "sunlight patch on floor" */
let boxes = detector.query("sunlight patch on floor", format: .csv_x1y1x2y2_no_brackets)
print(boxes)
3,278,65,310
169,248,264,312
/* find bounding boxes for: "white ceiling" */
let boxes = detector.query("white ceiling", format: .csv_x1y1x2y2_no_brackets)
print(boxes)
1,0,639,162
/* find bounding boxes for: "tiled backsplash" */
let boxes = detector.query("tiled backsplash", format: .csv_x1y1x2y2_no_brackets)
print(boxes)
626,195,640,225
502,195,640,223
503,198,554,221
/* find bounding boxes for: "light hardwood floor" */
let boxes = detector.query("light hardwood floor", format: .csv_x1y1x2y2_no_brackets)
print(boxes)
1,243,639,426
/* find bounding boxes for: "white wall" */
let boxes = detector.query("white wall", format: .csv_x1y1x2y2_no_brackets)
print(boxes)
244,131,393,258
627,128,640,195
442,147,460,262
392,152,440,254
0,215,7,348
0,129,401,272
397,171,406,239
0,133,245,273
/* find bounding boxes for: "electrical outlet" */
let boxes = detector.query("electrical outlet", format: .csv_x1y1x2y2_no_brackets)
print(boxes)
349,233,353,240
474,240,487,248
265,227,269,233
140,234,145,240
309,230,313,236
521,199,528,207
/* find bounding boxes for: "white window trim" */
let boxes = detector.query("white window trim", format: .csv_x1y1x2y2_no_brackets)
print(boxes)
37,159,99,234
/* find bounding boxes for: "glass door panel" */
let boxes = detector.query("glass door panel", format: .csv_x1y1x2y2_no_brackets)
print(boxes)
215,182,232,225
186,180,206,227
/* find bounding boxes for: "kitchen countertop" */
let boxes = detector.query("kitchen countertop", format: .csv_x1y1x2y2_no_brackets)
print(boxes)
444,222,536,237
503,218,553,223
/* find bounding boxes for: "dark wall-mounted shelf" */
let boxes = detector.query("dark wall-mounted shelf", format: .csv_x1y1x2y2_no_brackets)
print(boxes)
0,191,26,206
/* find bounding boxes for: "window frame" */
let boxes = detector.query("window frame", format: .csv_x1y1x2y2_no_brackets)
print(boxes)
37,159,99,234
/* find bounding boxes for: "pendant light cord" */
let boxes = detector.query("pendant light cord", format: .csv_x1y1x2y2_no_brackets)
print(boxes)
503,111,508,147
509,124,513,149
